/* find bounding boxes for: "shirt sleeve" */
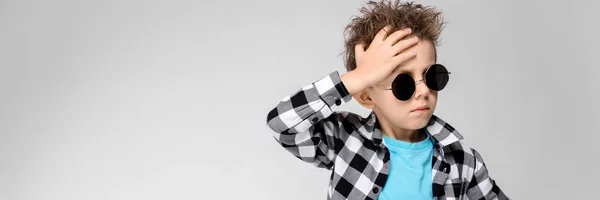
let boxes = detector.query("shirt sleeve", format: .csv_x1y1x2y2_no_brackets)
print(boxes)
266,71,353,169
466,148,510,200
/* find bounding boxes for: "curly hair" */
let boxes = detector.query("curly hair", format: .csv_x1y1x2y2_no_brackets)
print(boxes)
342,0,446,72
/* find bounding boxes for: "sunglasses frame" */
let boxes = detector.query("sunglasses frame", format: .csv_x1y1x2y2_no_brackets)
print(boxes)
371,64,451,100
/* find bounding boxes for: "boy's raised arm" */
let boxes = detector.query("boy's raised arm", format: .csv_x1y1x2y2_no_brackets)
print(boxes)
266,71,353,169
266,26,419,169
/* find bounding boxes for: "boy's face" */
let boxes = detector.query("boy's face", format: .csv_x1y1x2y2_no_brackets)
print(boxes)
362,39,438,130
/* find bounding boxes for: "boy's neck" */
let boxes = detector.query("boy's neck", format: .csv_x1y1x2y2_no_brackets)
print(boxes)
377,116,427,143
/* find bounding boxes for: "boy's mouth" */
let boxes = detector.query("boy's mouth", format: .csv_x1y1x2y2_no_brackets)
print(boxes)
411,105,430,112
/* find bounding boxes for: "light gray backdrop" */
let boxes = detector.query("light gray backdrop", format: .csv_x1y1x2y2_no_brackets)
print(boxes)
1,0,598,199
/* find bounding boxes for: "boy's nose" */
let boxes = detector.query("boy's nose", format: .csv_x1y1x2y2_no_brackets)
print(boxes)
414,78,430,99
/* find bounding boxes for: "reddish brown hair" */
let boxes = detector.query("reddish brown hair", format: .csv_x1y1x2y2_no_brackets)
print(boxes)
342,0,446,72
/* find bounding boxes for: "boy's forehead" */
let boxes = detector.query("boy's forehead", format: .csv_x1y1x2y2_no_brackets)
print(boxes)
393,40,437,73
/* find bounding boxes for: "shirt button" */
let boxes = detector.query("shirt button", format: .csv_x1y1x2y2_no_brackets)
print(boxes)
372,187,379,193
335,98,342,106
311,117,318,123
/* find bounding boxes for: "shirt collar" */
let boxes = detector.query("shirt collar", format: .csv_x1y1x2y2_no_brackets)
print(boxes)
359,111,464,148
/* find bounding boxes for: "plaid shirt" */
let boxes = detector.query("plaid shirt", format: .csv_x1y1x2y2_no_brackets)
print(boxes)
266,71,509,200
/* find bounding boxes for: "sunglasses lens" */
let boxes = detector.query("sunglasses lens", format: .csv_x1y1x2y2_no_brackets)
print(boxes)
425,64,449,91
391,74,416,101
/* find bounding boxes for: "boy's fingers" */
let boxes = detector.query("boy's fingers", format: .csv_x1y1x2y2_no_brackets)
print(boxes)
391,36,419,55
373,25,392,43
392,50,417,67
385,28,413,46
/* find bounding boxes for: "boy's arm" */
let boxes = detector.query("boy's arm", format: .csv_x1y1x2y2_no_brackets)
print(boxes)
466,148,510,200
266,71,353,169
266,26,418,169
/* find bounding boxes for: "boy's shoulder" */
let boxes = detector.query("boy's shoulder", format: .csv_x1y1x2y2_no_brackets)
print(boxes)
443,140,476,156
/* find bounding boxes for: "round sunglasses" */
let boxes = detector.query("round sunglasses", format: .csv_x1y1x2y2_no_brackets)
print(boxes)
372,64,451,101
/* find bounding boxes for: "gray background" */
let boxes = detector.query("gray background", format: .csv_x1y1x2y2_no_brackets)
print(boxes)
1,0,598,199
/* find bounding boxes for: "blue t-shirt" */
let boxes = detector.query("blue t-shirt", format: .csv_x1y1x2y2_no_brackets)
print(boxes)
378,131,434,200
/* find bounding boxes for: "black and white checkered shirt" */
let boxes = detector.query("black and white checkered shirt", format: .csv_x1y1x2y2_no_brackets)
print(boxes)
266,71,509,200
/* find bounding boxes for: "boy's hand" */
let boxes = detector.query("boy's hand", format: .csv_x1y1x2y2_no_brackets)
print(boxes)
341,26,418,95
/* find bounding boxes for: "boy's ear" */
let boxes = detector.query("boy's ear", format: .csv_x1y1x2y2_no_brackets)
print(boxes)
352,90,375,109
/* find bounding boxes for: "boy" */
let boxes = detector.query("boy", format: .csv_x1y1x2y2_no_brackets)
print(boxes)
266,1,508,199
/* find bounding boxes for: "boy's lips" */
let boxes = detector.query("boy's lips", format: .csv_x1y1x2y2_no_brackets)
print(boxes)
411,105,430,112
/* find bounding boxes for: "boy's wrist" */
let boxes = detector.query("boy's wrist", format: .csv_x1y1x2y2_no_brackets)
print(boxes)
340,70,367,96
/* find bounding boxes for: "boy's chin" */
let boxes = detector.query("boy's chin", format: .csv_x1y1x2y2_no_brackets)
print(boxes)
399,116,431,130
